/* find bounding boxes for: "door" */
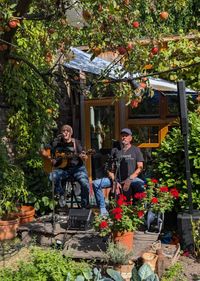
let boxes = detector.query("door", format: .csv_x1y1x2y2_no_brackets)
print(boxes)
84,98,119,179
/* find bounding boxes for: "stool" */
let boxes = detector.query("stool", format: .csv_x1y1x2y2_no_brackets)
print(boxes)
62,177,81,208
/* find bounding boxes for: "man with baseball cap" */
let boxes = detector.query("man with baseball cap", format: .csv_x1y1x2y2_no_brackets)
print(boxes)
92,127,144,215
42,124,90,208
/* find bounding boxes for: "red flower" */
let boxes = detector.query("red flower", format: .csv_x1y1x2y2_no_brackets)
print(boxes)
137,210,144,218
118,194,127,201
170,188,179,198
151,197,158,204
151,178,158,183
114,213,122,220
111,207,122,214
134,192,147,200
99,221,108,229
160,186,169,192
117,198,124,206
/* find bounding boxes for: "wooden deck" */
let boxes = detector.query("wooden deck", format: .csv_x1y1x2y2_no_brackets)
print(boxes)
18,212,159,261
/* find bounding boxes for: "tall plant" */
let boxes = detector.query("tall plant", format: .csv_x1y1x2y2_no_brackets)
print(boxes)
0,139,28,217
152,111,200,210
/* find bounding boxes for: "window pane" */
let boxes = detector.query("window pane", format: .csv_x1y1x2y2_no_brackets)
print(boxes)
132,126,159,143
128,92,160,119
90,105,115,179
167,95,179,116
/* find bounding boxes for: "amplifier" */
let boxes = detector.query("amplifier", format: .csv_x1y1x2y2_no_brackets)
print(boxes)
177,210,200,251
68,208,92,230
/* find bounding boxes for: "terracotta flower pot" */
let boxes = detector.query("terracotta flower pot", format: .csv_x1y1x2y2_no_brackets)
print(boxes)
112,231,134,252
0,216,19,241
16,205,35,224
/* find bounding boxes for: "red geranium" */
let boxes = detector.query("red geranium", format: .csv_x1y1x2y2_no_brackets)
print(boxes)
170,188,179,198
111,207,123,214
100,221,108,229
144,178,180,213
160,186,169,192
94,194,144,237
151,178,158,184
137,210,144,218
151,197,158,204
134,192,147,200
114,213,122,220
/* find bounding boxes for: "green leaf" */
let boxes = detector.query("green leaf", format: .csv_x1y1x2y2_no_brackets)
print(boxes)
106,268,124,281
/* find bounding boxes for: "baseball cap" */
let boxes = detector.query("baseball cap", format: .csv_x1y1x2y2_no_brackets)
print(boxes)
120,128,132,135
61,124,73,135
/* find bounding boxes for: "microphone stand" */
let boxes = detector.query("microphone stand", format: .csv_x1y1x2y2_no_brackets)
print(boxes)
109,155,122,200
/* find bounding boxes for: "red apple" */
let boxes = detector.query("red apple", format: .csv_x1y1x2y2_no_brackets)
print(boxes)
127,42,133,51
151,46,159,55
82,10,91,21
8,19,19,29
130,99,139,108
98,4,103,12
123,0,130,5
92,47,102,56
160,11,169,20
118,46,127,55
132,21,140,28
48,28,55,34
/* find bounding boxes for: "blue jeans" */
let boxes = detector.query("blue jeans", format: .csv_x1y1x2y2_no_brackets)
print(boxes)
92,177,145,209
49,165,90,208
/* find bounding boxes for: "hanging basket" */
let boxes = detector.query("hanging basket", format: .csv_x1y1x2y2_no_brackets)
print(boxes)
112,231,134,252
0,216,19,241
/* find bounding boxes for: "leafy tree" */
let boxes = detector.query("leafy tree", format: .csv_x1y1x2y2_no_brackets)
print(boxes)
0,0,200,211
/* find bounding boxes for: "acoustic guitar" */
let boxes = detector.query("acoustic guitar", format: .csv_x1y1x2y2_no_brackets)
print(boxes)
40,148,95,174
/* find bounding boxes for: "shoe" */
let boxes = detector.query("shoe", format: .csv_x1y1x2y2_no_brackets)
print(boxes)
59,195,66,208
100,207,108,216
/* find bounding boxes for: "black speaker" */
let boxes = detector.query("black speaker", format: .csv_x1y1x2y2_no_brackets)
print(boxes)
68,208,92,230
177,81,189,135
177,210,200,251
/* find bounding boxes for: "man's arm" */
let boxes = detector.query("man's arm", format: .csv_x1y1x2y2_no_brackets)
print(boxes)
129,161,143,179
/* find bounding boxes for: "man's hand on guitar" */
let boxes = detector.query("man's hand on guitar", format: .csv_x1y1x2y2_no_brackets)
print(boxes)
123,178,132,192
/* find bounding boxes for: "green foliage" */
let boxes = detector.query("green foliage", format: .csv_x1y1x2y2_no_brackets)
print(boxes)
192,219,200,258
0,247,92,281
152,111,200,210
106,268,124,281
0,140,28,217
105,242,133,265
161,262,186,281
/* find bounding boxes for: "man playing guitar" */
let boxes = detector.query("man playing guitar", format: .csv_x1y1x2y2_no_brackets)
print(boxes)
92,128,144,216
41,124,90,208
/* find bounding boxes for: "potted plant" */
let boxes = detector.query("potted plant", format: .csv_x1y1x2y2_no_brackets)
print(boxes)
136,178,180,233
105,242,134,281
94,194,144,252
0,140,28,240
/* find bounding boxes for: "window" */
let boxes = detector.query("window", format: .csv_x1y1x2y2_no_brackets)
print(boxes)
166,95,179,116
128,92,160,119
131,126,159,144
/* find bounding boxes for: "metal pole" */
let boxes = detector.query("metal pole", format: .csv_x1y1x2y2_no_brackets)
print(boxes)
177,80,193,214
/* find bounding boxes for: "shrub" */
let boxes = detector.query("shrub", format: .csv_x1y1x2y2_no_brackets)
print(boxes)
152,112,200,211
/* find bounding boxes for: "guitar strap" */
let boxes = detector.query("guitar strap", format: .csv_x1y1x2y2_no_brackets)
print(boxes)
72,138,77,154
